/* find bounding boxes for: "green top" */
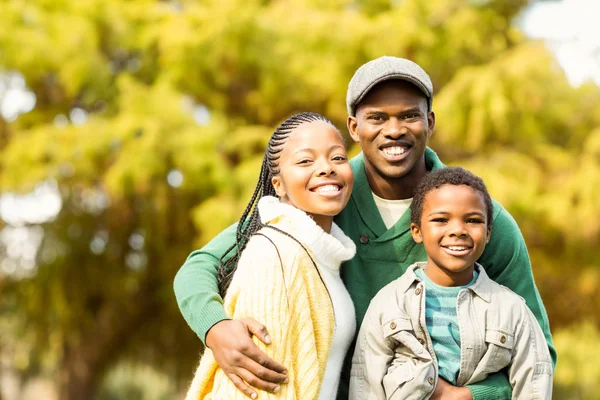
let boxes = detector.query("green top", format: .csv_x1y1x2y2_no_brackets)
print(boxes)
174,147,556,400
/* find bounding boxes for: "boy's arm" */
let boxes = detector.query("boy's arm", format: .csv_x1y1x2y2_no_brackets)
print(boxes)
467,203,557,400
508,301,553,399
480,203,557,366
174,223,288,397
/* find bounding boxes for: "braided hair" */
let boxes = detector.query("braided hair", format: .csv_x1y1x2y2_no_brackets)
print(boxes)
217,111,338,296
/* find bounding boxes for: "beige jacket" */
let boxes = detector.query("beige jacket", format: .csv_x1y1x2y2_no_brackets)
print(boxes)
350,263,553,400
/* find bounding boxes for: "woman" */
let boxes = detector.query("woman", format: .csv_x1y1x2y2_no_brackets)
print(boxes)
186,112,356,399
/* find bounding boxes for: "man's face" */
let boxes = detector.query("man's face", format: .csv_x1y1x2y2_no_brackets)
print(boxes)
347,80,435,190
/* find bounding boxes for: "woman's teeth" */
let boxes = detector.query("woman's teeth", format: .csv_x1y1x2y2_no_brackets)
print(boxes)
314,185,340,194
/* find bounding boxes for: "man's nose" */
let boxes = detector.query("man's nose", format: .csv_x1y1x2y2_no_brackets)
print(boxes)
382,118,408,138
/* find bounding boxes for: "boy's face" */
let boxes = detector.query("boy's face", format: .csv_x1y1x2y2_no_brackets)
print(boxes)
410,184,491,286
347,80,435,195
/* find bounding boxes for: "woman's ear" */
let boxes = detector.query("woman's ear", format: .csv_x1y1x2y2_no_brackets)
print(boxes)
410,222,423,243
271,176,286,198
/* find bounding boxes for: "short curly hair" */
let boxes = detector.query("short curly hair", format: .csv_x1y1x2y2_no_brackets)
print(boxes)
410,167,493,228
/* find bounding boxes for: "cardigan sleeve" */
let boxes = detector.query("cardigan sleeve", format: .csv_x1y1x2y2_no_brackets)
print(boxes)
210,233,329,399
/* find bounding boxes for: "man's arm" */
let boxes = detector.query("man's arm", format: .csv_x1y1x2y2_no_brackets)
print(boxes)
174,223,288,397
174,223,237,343
468,201,557,400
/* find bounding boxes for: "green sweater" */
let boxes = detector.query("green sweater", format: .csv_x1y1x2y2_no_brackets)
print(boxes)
174,147,556,400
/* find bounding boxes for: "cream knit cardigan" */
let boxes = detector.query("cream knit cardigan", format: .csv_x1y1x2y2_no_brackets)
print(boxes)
185,196,356,400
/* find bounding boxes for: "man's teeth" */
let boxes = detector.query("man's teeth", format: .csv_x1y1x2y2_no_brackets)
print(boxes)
315,185,340,194
446,246,469,251
382,146,407,156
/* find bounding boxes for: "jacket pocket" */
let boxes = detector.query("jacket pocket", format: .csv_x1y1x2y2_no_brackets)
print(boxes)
482,328,514,372
383,316,426,356
383,361,415,399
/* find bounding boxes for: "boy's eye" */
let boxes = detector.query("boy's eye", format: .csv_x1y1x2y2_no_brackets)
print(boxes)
431,218,448,223
297,159,313,165
467,218,484,224
332,155,347,161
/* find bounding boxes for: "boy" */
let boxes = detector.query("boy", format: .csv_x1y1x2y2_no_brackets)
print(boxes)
349,167,553,400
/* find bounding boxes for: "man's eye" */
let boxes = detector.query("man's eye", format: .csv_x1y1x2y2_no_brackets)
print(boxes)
369,115,384,121
404,113,420,119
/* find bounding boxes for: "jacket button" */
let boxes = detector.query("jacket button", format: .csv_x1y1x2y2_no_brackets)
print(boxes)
359,234,369,244
389,321,397,330
500,335,506,344
418,338,425,345
428,376,434,385
415,287,422,295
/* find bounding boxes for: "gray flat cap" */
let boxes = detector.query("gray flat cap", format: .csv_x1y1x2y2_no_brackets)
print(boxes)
346,56,433,116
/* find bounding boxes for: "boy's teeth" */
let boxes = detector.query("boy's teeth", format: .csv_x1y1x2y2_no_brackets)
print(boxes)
383,146,407,155
315,185,339,193
447,246,468,251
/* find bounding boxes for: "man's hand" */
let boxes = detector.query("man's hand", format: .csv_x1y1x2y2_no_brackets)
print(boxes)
430,377,473,400
205,318,289,399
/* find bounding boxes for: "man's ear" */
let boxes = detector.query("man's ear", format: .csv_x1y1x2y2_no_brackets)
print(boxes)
347,115,360,143
427,110,436,140
271,176,286,198
410,222,423,243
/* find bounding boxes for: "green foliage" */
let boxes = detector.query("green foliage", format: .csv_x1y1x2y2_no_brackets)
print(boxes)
0,0,598,398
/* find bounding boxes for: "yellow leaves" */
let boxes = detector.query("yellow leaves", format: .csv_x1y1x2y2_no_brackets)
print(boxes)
553,322,600,399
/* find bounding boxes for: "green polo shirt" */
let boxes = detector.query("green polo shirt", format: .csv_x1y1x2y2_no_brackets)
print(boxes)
174,147,556,400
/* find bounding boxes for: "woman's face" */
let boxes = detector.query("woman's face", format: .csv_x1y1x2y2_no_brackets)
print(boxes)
272,121,354,232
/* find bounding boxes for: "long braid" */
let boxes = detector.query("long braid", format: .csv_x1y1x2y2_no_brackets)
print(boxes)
217,112,336,296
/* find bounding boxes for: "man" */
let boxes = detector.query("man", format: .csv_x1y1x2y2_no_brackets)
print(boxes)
174,56,556,400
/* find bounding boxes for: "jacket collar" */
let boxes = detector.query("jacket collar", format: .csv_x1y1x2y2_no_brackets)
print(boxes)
349,147,446,239
396,262,494,302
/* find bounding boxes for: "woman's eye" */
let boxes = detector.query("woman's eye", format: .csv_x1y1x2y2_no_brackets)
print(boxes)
297,159,312,164
332,155,347,161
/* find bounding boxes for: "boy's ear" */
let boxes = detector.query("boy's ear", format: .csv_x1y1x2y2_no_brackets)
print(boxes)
271,176,286,198
410,222,423,243
486,226,492,244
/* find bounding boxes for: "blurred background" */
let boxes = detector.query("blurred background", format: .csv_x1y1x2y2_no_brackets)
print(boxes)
0,0,599,399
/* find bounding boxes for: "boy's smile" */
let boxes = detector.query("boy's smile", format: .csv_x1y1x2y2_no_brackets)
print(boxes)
410,183,491,286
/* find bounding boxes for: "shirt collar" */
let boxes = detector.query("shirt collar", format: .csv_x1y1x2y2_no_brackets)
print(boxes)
395,262,494,302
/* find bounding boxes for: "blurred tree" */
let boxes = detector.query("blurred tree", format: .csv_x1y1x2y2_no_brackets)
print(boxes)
0,0,599,398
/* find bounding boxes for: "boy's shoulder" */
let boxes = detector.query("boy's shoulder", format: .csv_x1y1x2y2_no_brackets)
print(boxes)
475,266,530,317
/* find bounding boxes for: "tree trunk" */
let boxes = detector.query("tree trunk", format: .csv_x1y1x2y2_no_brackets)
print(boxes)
57,345,98,400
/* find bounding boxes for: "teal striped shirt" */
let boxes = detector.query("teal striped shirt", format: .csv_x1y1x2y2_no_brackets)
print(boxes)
415,268,478,384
